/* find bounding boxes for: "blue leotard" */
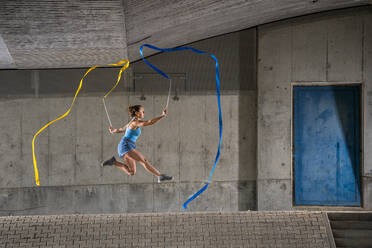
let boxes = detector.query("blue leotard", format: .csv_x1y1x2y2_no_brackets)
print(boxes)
123,125,141,143
118,118,141,157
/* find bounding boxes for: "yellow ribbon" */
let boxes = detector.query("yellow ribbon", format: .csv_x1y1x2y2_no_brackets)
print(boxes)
32,59,130,186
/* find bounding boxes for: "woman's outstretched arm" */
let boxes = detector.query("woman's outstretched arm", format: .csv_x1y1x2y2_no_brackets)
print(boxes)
138,109,167,127
109,124,128,133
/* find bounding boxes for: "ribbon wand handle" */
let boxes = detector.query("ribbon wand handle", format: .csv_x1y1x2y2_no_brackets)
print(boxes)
103,98,113,127
165,79,172,110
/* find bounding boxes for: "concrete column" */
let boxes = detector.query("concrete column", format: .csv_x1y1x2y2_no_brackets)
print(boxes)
363,10,372,209
257,23,293,210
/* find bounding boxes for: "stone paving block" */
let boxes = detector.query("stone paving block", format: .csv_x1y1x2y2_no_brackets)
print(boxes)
0,211,335,247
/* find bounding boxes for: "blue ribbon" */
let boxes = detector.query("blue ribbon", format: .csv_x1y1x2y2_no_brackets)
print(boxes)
140,44,223,209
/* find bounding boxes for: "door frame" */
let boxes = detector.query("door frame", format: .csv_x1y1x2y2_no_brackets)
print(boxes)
291,81,364,208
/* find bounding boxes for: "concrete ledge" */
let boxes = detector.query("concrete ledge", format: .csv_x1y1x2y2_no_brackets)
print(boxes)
0,181,256,216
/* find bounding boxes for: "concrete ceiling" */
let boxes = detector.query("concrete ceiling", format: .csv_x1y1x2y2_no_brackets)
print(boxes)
0,0,370,69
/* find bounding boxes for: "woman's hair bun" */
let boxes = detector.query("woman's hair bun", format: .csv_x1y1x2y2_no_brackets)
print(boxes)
128,105,142,117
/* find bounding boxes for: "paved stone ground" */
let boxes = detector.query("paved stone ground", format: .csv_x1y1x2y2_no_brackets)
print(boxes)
0,211,332,248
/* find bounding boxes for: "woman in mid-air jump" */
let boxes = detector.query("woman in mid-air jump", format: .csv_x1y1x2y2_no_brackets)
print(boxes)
102,105,173,183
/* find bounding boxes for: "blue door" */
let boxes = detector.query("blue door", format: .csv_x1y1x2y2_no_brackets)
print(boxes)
294,86,361,206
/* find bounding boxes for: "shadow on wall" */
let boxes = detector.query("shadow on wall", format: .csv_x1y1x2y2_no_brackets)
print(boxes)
238,92,257,211
0,28,259,215
332,86,361,205
237,29,258,211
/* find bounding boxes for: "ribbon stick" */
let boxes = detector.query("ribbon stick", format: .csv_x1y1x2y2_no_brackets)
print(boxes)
165,79,172,109
139,44,222,209
32,60,129,186
102,60,130,126
102,98,112,127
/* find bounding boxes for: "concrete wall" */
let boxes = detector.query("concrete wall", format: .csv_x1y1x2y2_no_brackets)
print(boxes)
0,29,257,215
257,6,372,210
3,5,369,214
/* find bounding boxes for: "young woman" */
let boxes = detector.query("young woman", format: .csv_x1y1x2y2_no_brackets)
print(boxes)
102,105,173,183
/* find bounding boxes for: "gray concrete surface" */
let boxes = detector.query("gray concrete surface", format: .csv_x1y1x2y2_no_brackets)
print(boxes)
0,211,333,248
363,6,372,210
0,30,257,215
0,0,128,69
0,36,14,69
0,182,255,215
0,92,257,215
0,0,370,68
257,7,372,210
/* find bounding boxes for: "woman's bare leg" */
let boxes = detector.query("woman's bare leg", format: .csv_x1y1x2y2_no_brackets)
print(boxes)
126,149,161,177
123,154,136,175
113,159,132,175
